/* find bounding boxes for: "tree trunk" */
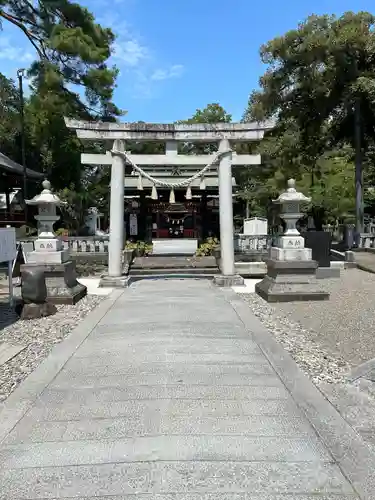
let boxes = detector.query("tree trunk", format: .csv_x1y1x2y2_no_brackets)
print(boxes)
245,201,250,219
312,207,325,231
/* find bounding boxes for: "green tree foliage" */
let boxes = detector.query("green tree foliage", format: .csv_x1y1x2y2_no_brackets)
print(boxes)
180,103,232,124
242,11,375,224
246,11,375,150
0,73,43,176
57,185,91,234
0,74,20,158
178,103,232,154
239,120,357,225
0,0,124,209
0,0,120,117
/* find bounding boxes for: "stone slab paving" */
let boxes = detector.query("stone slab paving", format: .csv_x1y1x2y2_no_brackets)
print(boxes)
0,280,373,499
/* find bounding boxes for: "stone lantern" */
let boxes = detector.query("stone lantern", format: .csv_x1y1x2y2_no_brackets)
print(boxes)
255,179,329,302
272,178,311,260
21,179,87,304
26,180,68,262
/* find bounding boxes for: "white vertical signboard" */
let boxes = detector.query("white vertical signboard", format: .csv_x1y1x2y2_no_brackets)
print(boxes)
0,228,17,305
129,213,138,236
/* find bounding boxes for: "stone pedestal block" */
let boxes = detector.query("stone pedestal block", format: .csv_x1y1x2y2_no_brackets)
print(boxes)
99,275,130,288
34,238,63,253
27,249,70,264
213,274,245,287
270,246,312,261
316,266,341,279
21,261,87,305
21,302,57,320
255,259,329,302
276,235,305,249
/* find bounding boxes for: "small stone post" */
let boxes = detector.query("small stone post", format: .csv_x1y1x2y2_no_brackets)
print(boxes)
255,179,329,302
21,179,87,304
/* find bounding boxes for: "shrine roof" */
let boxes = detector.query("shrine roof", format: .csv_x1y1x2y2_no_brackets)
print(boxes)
0,152,44,179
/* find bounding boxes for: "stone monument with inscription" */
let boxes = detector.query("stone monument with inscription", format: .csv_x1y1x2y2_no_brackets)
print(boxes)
255,179,329,302
20,180,87,304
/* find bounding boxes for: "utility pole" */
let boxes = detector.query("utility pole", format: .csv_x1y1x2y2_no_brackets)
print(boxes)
17,68,28,223
354,97,364,240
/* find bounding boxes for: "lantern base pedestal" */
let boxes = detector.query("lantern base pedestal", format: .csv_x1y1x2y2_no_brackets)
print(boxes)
255,259,329,302
27,249,70,265
270,246,312,261
20,261,87,305
20,302,57,320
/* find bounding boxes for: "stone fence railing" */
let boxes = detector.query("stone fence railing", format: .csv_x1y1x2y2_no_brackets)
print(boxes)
323,231,375,250
358,233,375,249
233,234,274,253
19,235,277,255
18,237,110,253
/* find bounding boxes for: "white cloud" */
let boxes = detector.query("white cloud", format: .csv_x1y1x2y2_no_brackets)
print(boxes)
0,37,34,63
112,39,148,66
92,0,135,6
97,14,130,39
150,64,184,81
95,12,185,97
97,14,149,68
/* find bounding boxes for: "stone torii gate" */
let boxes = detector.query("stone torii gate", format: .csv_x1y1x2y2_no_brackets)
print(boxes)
64,119,273,287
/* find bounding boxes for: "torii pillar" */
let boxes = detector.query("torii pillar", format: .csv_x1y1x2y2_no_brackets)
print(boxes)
213,138,244,287
99,139,128,287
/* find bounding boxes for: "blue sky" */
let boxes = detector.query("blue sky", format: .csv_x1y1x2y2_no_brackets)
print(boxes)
0,0,374,122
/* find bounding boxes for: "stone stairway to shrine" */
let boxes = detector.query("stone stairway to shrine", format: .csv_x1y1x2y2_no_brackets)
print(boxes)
128,255,220,283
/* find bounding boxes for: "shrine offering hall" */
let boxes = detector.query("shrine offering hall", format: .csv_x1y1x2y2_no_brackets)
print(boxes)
125,186,222,241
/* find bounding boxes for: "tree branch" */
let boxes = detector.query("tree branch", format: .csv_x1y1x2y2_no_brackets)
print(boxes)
0,9,46,59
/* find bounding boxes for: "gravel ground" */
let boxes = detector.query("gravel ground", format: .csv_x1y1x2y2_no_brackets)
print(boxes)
242,293,351,385
242,288,375,450
271,268,375,367
242,268,375,385
0,295,104,402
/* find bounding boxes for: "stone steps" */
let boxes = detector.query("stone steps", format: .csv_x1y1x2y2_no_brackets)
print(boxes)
128,272,218,284
130,267,218,276
129,255,219,282
132,255,217,269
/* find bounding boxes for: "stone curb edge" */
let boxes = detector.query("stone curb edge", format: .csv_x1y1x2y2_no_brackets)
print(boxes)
224,289,375,500
356,263,375,274
0,289,124,445
346,357,375,383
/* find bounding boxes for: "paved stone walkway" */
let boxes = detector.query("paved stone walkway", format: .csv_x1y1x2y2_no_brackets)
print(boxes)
0,280,371,498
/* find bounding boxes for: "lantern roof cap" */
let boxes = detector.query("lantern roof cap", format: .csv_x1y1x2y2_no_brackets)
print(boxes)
273,178,311,204
26,179,67,206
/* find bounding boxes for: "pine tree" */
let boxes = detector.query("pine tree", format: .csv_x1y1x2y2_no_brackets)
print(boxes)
0,0,121,117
